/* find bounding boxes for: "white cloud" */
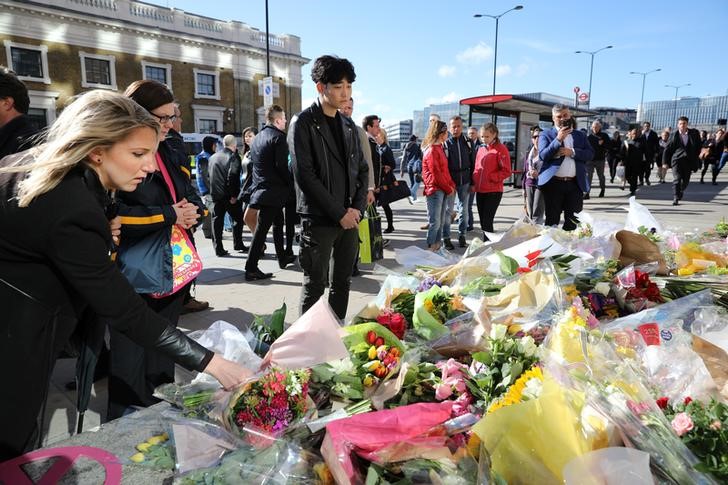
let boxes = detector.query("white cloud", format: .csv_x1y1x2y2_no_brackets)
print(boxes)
301,96,316,108
515,63,530,77
456,42,493,64
373,103,391,113
510,38,562,54
438,65,456,77
495,65,512,77
425,91,460,105
352,89,369,106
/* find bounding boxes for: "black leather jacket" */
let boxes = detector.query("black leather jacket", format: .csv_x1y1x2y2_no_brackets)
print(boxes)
208,147,242,202
288,100,369,225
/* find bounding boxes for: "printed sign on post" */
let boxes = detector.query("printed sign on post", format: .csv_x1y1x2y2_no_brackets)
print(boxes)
263,76,273,107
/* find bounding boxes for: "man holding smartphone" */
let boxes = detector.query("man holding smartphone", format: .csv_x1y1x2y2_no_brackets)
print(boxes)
537,104,594,231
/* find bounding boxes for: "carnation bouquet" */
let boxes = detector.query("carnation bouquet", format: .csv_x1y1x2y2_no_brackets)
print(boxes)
223,367,312,441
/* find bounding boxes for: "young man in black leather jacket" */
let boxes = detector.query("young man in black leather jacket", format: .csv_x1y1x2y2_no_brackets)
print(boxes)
287,55,369,319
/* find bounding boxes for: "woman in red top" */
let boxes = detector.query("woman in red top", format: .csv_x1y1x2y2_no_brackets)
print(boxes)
422,120,456,250
471,123,512,239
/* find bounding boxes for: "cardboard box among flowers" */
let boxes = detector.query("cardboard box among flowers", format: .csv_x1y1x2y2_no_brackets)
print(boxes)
144,200,728,485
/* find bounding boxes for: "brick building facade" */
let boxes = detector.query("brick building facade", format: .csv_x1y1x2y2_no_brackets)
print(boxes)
0,0,308,134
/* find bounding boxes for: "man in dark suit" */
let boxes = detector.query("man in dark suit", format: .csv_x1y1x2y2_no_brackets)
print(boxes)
639,121,660,186
537,104,595,231
663,116,701,205
208,134,245,256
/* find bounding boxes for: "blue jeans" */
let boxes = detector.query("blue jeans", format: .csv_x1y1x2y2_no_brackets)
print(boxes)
426,190,450,246
467,190,475,229
443,184,470,239
716,152,728,176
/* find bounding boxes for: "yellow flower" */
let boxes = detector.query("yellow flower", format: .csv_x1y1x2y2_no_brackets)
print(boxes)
487,366,544,414
363,374,375,387
424,299,435,313
368,346,377,360
146,434,168,445
136,442,151,452
130,453,145,463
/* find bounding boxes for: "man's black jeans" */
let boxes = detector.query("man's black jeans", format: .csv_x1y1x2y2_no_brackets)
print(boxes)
298,220,359,320
246,205,285,272
211,199,243,254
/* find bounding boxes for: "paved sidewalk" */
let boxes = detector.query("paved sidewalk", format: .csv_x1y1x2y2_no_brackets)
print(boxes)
42,174,728,447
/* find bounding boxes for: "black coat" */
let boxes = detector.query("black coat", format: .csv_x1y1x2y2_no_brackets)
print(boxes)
0,159,212,459
588,131,611,160
0,114,38,159
444,135,473,186
663,129,702,170
368,137,396,188
621,139,645,176
639,130,660,163
208,147,242,202
248,124,292,208
288,100,369,226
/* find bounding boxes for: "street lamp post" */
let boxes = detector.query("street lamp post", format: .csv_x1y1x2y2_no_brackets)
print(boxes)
665,83,691,128
474,5,523,98
630,68,661,122
575,45,613,110
265,0,270,76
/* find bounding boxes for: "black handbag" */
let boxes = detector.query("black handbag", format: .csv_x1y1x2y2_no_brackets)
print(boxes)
377,179,411,206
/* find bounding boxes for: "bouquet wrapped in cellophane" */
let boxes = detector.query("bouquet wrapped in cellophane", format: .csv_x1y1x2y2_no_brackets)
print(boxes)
542,302,717,484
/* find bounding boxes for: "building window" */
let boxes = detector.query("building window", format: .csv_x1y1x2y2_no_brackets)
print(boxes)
193,68,220,100
141,61,172,88
26,107,48,131
79,52,117,90
198,119,217,134
3,40,51,84
85,58,111,85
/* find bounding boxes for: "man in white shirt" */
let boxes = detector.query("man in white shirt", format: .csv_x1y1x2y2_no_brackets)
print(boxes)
536,105,595,230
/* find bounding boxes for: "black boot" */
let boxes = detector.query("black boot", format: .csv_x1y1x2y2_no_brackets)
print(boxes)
598,188,605,198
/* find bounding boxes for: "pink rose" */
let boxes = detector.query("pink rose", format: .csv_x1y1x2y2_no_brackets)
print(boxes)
671,412,694,437
434,383,452,400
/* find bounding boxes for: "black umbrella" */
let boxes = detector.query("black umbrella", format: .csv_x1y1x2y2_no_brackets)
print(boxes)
73,309,106,434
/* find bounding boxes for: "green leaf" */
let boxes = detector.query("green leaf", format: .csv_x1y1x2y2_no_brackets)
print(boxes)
472,351,492,365
496,251,519,276
510,361,523,381
269,302,286,340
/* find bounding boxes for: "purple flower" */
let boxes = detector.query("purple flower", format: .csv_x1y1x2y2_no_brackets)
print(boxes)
417,277,442,292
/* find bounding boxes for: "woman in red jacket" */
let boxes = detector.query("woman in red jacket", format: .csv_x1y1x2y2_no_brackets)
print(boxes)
422,120,456,250
471,123,512,240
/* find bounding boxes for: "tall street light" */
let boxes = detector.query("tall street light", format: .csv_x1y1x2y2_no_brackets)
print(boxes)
575,45,613,109
665,83,691,128
474,5,523,97
630,68,661,122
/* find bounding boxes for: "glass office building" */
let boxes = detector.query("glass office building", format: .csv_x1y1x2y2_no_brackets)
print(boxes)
640,95,728,131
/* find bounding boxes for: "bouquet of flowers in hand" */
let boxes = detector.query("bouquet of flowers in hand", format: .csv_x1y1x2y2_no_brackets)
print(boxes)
223,367,312,441
658,396,728,482
613,264,664,313
413,285,468,340
312,322,404,403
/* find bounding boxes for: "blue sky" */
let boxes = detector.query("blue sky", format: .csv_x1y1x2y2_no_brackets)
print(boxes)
159,0,728,124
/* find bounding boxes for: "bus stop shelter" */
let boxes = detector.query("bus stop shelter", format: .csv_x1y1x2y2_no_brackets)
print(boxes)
459,94,596,187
